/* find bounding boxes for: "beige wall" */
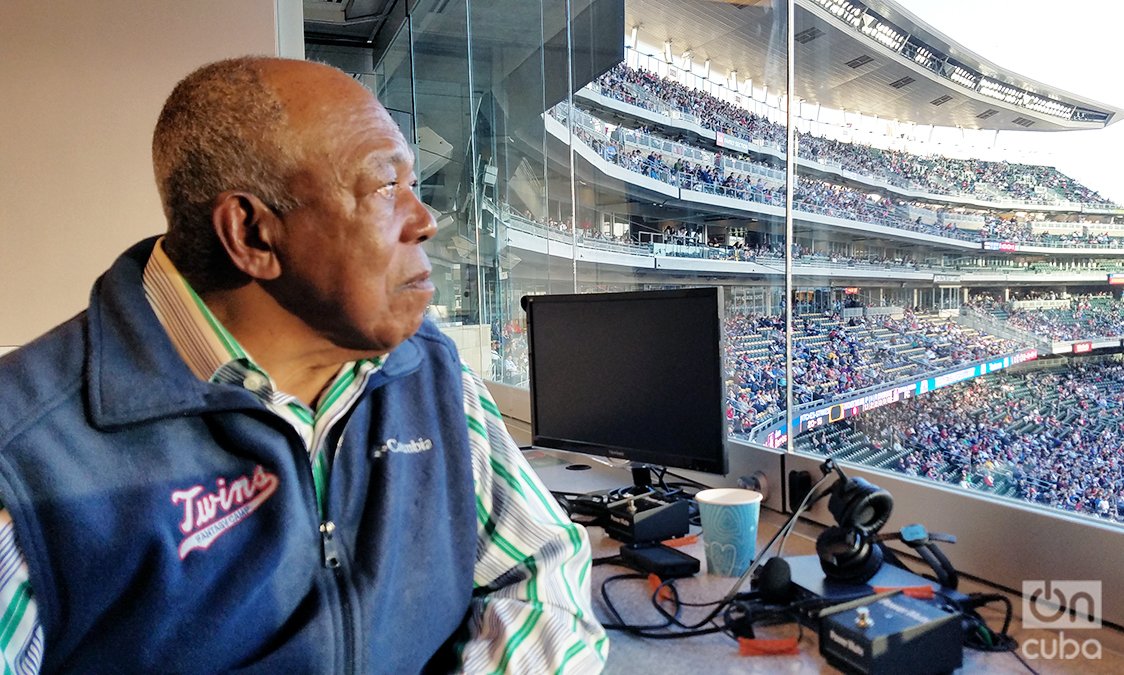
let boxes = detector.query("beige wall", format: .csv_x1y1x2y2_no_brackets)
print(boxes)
0,1,302,348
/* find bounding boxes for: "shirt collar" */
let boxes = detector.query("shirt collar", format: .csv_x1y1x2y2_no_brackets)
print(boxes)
141,238,383,395
142,239,243,382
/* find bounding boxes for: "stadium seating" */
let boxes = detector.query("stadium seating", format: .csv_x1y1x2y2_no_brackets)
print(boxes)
797,367,1124,523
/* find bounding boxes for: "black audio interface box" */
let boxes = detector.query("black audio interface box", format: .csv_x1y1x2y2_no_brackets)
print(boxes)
819,591,962,674
603,496,690,543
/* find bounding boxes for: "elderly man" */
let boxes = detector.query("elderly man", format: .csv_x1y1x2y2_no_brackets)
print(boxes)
0,57,606,673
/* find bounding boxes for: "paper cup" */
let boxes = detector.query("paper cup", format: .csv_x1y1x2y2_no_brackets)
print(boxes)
695,488,763,577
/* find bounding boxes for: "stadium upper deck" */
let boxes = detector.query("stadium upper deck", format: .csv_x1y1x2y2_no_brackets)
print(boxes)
493,87,1124,301
627,0,1124,132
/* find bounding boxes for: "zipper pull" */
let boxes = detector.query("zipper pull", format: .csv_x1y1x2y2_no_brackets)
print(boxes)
320,520,341,569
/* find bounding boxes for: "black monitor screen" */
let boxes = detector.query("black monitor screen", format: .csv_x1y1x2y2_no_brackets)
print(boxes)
524,287,727,475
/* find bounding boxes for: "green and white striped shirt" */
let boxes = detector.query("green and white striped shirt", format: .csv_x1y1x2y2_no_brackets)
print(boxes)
0,242,607,673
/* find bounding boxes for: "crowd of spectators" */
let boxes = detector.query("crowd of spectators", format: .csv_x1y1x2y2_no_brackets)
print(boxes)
725,309,1023,432
563,114,986,243
978,215,1124,248
505,207,637,247
566,108,1124,252
1005,302,1124,340
820,364,1124,522
502,184,1124,274
964,294,1124,341
596,63,786,148
978,216,1035,242
501,195,951,271
663,239,934,273
594,64,1114,207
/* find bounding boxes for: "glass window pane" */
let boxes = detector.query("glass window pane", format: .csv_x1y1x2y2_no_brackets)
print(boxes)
787,0,1124,527
311,0,1124,529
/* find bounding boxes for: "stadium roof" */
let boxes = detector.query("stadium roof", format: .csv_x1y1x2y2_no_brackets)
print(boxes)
628,0,1124,132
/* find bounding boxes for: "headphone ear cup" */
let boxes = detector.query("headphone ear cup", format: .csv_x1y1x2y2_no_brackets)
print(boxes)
816,526,884,584
829,478,893,533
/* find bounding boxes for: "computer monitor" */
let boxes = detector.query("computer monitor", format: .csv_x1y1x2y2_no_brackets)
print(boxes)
523,287,728,484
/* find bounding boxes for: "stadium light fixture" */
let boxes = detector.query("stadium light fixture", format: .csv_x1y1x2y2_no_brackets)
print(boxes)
813,0,863,27
948,65,979,89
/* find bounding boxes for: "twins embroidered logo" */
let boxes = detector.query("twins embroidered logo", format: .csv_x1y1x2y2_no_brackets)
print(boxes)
171,465,280,560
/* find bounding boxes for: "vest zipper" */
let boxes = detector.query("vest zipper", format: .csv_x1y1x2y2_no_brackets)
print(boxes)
320,521,341,568
320,423,358,675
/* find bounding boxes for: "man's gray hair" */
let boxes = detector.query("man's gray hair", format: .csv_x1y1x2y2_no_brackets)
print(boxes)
153,56,302,292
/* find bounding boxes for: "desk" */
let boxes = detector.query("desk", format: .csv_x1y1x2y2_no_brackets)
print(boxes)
527,449,1124,674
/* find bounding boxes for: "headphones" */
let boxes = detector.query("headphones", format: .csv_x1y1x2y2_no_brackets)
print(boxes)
827,476,893,534
816,526,885,584
815,468,894,584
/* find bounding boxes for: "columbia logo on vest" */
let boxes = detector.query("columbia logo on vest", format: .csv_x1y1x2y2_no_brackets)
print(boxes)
373,437,434,458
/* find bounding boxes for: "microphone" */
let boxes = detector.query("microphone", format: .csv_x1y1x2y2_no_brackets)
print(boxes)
757,556,794,605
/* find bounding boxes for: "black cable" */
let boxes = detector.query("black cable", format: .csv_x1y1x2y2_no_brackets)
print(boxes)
599,561,749,640
629,563,845,636
952,591,1023,665
594,465,843,645
648,578,695,629
957,593,1013,645
663,481,703,493
599,573,729,639
618,625,729,639
660,469,716,490
592,554,624,566
722,600,805,643
675,597,726,608
599,573,678,631
636,469,840,633
549,490,586,499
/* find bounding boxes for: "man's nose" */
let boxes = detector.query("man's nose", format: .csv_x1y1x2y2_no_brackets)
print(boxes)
403,190,438,244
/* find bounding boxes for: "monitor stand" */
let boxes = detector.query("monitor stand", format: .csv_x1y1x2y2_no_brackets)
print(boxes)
631,465,654,492
586,464,671,502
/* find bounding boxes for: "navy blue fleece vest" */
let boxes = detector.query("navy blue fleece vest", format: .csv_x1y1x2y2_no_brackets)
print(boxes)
0,239,478,673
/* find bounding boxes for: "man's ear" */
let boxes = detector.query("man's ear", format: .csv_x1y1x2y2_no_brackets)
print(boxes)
212,191,283,281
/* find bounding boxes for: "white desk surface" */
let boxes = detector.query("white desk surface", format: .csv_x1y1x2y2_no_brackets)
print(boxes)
525,449,1124,674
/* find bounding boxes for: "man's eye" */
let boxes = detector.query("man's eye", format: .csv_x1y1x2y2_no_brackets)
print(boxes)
372,177,418,198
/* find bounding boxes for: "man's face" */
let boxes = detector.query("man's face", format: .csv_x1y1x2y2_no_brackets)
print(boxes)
265,68,437,356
